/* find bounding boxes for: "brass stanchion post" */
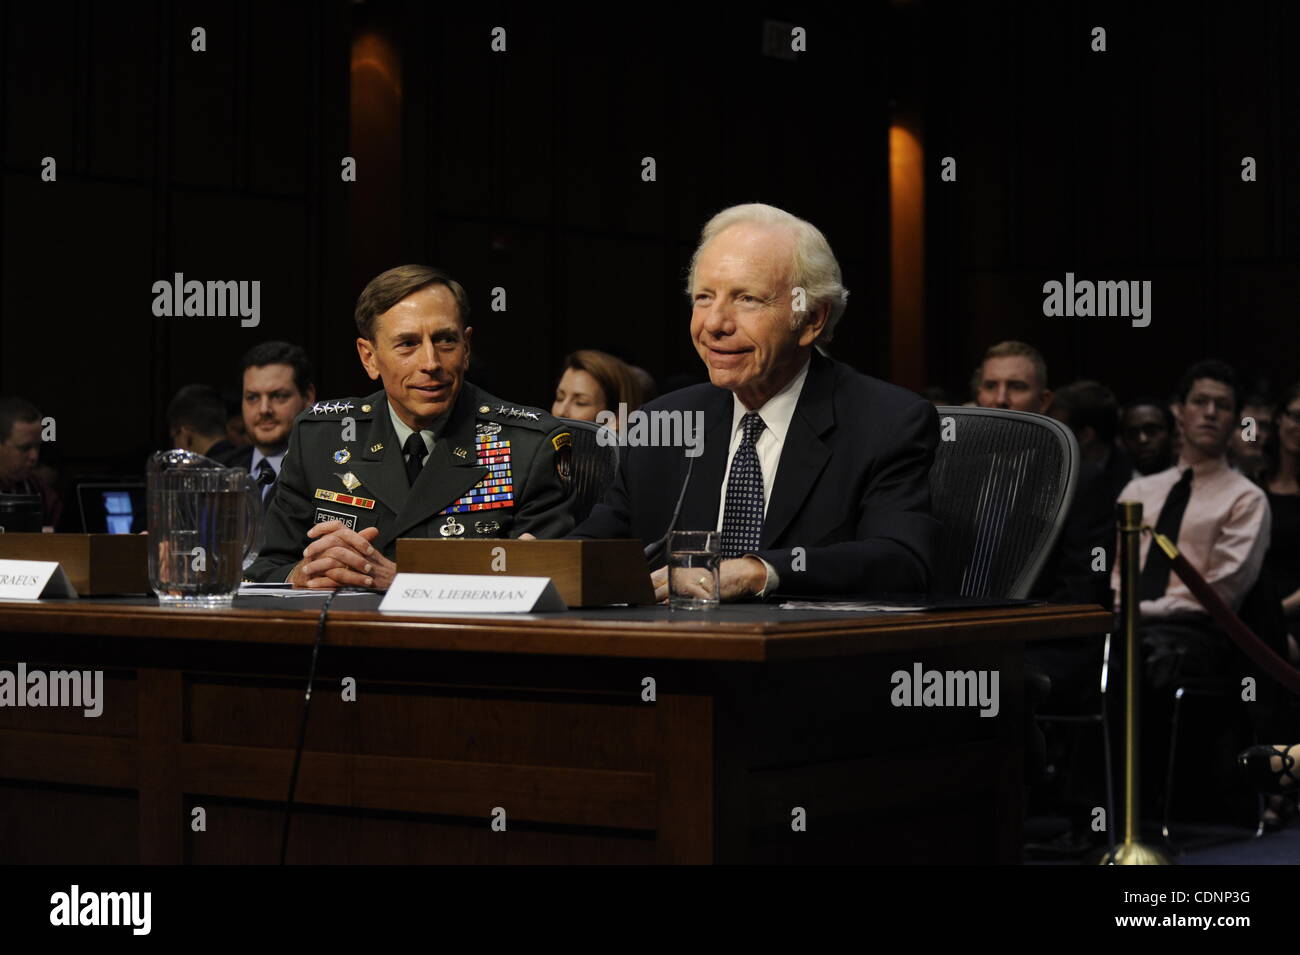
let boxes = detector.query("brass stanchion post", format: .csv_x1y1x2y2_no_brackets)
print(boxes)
1099,500,1171,864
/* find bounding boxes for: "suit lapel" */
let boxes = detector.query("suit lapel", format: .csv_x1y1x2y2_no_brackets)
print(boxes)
345,391,408,515
760,353,835,548
678,388,734,532
384,385,488,544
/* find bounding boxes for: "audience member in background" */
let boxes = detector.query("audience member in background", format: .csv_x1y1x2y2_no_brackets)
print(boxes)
551,349,644,428
224,402,249,450
0,396,61,528
971,342,1060,814
1120,398,1175,478
1045,362,1271,853
921,385,949,406
1027,380,1128,845
1036,380,1129,605
1229,392,1275,482
973,340,1052,412
1050,380,1132,498
1263,382,1300,625
1237,383,1300,825
1117,362,1272,812
1113,361,1270,678
166,384,240,463
226,342,317,516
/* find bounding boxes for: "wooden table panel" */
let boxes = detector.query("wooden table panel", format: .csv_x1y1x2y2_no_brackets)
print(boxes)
0,598,1111,864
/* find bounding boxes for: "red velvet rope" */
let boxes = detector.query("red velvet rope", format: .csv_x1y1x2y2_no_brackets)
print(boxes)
1165,548,1300,697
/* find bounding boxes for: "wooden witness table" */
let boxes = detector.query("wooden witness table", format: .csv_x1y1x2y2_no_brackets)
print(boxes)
0,596,1109,864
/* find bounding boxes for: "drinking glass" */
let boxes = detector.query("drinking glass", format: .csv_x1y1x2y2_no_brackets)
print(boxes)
667,530,721,610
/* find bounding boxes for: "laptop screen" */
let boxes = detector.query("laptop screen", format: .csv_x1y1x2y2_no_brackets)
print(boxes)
78,483,146,534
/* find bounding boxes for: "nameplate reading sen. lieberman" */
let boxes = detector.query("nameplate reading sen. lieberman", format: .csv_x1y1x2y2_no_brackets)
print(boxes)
378,573,567,614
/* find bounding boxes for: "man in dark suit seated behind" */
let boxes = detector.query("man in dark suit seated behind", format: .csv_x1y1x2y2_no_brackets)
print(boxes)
568,203,940,601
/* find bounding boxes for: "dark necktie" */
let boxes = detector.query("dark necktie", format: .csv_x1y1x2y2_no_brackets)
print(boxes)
720,412,767,558
1138,467,1193,602
403,432,428,486
255,458,276,509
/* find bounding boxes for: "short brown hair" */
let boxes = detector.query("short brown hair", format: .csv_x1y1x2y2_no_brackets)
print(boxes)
981,340,1048,390
0,397,40,444
560,350,644,413
354,265,471,340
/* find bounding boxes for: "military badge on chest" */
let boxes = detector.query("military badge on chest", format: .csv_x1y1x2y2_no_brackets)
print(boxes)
437,435,515,517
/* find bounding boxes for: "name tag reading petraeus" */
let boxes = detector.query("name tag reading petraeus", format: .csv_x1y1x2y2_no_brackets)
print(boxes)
0,560,78,600
378,573,566,614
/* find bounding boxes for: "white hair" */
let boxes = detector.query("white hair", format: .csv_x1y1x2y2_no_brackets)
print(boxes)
685,203,849,346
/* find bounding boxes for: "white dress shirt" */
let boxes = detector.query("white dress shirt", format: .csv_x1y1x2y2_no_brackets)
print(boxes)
714,358,811,595
1110,454,1271,618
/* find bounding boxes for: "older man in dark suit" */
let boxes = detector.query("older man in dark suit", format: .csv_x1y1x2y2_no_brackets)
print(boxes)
569,203,940,601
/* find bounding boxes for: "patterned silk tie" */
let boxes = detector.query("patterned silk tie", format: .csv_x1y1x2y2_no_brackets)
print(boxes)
720,412,767,558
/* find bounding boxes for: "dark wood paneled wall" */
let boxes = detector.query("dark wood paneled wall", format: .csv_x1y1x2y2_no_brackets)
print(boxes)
0,0,352,476
22,1,1292,477
920,0,1299,402
391,6,890,405
0,1,889,479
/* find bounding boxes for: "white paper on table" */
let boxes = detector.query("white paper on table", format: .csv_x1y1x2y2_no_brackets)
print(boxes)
778,600,928,612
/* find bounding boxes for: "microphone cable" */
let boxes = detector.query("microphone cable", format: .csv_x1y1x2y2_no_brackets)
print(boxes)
644,453,696,566
278,586,357,864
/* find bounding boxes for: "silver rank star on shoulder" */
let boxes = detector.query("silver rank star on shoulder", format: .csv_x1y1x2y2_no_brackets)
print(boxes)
310,400,355,415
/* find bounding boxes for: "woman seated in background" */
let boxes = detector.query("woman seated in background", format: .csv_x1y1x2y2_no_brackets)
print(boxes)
1263,382,1300,625
551,349,645,429
1240,382,1300,827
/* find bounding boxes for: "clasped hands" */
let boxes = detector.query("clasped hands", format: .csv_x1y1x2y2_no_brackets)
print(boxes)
288,520,397,590
483,533,769,603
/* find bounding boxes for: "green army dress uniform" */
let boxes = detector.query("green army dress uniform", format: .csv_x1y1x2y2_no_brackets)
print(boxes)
245,381,575,582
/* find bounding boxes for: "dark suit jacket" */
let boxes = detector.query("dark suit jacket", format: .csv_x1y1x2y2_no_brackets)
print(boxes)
571,350,940,596
223,444,281,542
245,382,575,582
1030,445,1132,606
204,439,241,466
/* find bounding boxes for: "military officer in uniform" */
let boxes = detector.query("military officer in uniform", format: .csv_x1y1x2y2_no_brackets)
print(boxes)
245,265,574,589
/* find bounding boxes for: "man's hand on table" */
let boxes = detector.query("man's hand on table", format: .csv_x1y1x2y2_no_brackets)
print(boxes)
651,556,766,604
288,521,397,590
491,534,769,603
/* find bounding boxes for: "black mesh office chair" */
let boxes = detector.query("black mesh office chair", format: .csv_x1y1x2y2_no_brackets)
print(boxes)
557,418,620,525
928,407,1079,598
930,408,1097,851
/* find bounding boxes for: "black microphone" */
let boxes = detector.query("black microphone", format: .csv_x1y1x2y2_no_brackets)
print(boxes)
644,454,696,565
